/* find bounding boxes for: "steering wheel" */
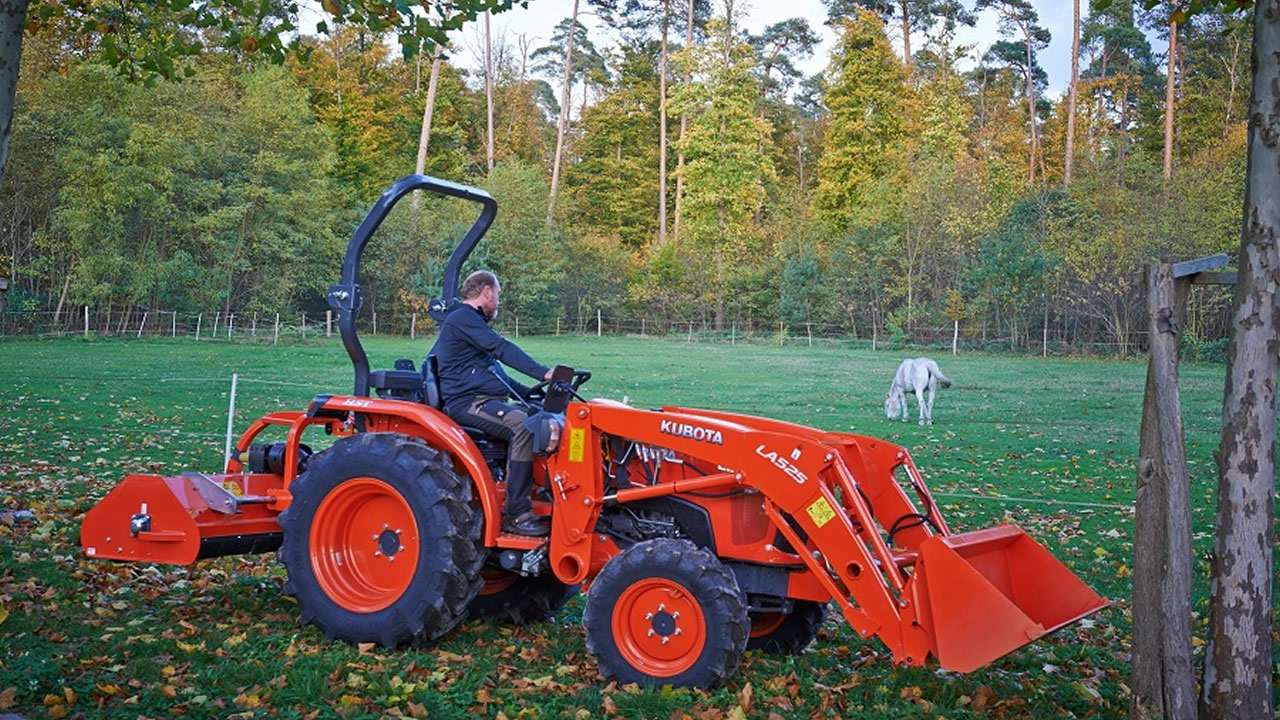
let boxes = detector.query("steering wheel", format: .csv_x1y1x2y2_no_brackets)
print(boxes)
525,369,591,403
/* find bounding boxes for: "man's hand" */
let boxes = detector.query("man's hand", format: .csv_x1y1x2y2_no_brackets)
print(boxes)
544,369,553,381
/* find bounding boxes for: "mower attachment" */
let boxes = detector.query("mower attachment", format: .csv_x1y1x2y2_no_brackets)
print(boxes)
81,472,284,565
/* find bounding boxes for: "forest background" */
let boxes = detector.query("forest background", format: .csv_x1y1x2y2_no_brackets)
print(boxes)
0,0,1252,355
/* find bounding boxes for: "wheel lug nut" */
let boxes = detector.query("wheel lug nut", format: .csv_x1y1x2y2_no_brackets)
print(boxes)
374,551,381,556
647,629,655,637
661,636,669,645
644,612,653,620
657,604,665,612
674,628,682,635
672,611,679,619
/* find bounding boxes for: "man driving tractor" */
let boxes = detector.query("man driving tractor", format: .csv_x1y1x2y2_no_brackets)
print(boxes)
431,270,556,536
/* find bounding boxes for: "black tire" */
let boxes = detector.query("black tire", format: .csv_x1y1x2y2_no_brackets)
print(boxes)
746,600,826,653
467,570,579,624
277,432,484,648
583,539,749,689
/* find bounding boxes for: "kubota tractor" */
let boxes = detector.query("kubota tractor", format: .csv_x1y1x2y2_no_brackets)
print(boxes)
81,176,1107,688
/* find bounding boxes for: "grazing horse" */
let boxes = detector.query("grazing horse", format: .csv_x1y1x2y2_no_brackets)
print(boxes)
884,357,953,425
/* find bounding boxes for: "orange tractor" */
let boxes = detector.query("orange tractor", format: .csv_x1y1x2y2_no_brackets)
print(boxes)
81,176,1106,688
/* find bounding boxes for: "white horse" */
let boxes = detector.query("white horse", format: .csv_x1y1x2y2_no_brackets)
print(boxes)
884,357,953,425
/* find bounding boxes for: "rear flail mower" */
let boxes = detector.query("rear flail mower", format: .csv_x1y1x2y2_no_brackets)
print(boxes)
81,176,1107,688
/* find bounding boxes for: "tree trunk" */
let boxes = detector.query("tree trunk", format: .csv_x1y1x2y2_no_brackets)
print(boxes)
0,0,29,188
414,41,446,207
1131,263,1196,720
1064,0,1079,186
658,0,669,246
546,0,580,226
485,10,495,172
1163,17,1177,181
673,0,693,244
1024,34,1037,183
1200,4,1278,717
52,271,70,324
1224,31,1242,136
899,0,911,65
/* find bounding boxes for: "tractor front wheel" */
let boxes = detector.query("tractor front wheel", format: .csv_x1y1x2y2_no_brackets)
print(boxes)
277,433,484,648
747,600,826,653
583,539,748,688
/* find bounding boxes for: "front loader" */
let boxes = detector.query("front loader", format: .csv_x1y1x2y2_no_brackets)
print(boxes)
81,176,1106,688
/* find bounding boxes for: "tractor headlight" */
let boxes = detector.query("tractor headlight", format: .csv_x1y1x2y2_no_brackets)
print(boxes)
523,412,564,456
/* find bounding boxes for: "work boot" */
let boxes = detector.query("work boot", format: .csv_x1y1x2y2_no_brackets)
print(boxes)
502,461,545,536
502,510,549,537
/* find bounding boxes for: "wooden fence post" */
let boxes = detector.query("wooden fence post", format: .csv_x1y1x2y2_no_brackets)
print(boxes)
953,320,959,355
227,313,233,339
137,311,148,338
212,311,220,338
1132,256,1234,720
326,310,332,337
172,311,177,338
83,306,89,338
411,313,417,340
252,312,257,337
597,309,602,338
195,313,202,341
274,313,280,346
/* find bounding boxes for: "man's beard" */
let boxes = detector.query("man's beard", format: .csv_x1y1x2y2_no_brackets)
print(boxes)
485,306,499,322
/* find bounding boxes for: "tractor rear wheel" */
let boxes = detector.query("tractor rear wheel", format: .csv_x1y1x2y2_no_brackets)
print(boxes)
747,600,826,653
467,570,578,624
277,432,484,648
583,539,748,688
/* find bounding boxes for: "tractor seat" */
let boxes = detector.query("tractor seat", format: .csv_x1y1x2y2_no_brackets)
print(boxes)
370,365,425,401
421,355,507,449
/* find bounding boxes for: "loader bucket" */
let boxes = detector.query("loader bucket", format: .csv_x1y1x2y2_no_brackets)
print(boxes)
81,472,284,565
912,523,1107,673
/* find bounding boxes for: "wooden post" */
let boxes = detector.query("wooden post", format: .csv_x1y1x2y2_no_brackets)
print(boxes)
731,321,735,345
212,311,220,338
301,314,306,341
807,322,812,347
1132,258,1233,720
688,322,694,343
556,317,561,336
597,309,602,338
83,306,89,338
171,311,177,338
641,317,645,336
195,313,202,341
326,310,332,337
252,312,257,337
137,311,148,338
515,315,519,338
1043,307,1049,357
952,320,959,355
872,324,877,351
274,313,280,346
373,311,377,336
227,313,233,339
411,313,417,340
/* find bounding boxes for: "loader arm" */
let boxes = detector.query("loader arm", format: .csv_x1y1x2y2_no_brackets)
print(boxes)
546,400,1107,672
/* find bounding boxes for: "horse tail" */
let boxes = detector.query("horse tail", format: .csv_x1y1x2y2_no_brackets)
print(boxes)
931,364,953,388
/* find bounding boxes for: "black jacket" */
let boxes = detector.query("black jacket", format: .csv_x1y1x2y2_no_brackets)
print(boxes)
430,304,550,411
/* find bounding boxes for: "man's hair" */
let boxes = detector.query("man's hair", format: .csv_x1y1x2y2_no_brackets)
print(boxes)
461,270,499,299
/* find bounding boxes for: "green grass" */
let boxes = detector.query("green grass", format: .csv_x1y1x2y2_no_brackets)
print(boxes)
0,335,1268,719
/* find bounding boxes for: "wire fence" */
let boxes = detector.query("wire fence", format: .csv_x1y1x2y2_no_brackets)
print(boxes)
0,304,1211,359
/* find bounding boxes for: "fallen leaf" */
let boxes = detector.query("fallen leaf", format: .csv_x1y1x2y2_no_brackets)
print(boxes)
602,695,618,714
406,700,429,718
357,642,376,655
0,688,14,710
0,606,8,626
738,681,753,712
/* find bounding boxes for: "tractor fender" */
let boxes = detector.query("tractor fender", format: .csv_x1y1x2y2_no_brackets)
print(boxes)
316,396,503,545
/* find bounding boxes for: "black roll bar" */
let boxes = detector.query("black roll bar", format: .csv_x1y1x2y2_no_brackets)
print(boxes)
326,174,497,397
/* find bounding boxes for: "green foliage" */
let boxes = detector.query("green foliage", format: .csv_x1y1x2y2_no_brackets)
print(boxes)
812,10,909,235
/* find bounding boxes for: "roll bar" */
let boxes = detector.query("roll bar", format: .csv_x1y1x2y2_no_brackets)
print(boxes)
326,175,498,397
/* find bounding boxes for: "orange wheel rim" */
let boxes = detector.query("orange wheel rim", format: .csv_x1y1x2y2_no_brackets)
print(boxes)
310,477,419,613
479,570,519,596
612,578,706,677
749,612,786,639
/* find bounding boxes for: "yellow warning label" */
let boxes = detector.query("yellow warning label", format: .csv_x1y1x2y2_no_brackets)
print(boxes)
221,481,245,497
568,428,586,463
806,497,836,528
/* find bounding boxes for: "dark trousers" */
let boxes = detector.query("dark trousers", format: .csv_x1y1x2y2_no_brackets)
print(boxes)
447,395,534,517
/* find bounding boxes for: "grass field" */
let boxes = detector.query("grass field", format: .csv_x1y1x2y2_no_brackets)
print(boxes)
0,334,1268,719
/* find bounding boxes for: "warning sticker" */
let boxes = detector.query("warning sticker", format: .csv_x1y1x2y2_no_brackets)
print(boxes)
568,428,586,463
806,497,836,528
222,481,245,497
